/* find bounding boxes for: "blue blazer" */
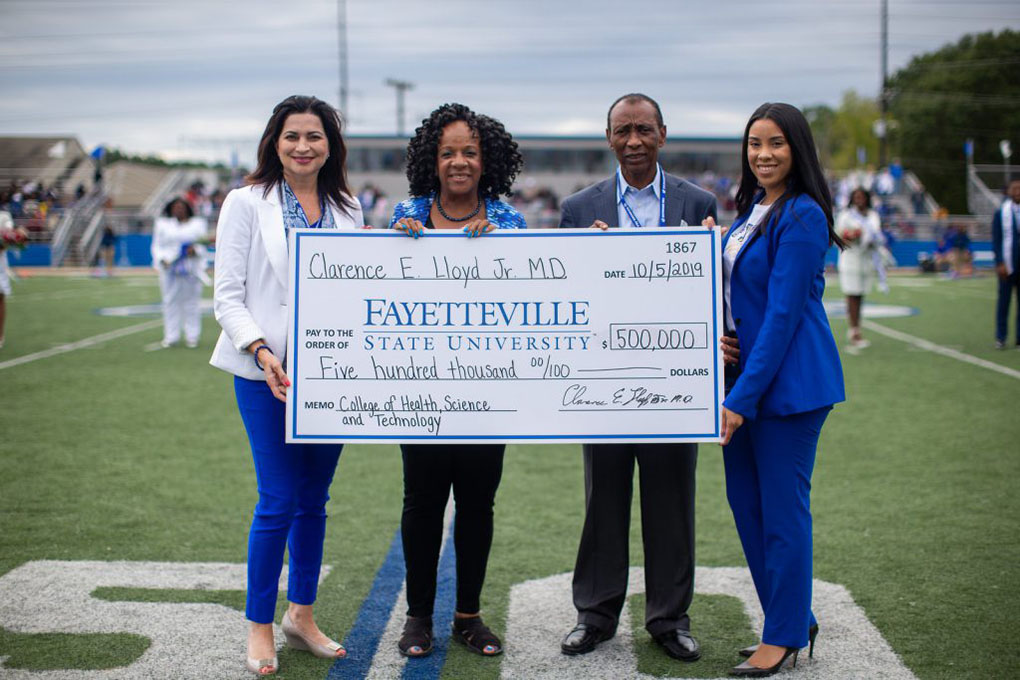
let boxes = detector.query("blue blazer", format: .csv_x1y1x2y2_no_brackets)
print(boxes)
722,194,845,420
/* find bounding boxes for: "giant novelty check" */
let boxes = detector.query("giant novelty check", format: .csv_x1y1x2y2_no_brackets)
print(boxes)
285,228,723,443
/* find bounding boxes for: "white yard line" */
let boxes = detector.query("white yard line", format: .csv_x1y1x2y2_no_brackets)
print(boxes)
10,284,157,302
0,319,163,371
863,320,1020,381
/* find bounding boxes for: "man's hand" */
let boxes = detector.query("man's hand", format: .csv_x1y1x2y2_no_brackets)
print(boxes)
720,335,741,365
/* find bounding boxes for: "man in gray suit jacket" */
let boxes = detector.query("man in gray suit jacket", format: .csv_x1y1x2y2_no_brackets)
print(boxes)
559,93,717,663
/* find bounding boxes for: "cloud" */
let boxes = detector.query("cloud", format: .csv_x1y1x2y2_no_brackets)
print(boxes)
0,0,1016,160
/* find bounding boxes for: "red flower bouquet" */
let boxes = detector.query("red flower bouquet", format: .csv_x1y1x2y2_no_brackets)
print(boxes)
1,228,28,251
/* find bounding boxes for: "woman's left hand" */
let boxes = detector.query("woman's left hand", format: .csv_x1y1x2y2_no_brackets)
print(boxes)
463,219,494,238
720,406,744,446
702,216,729,238
260,351,290,403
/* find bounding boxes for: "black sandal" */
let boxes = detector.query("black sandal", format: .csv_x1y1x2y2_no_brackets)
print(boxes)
398,616,434,657
452,616,503,656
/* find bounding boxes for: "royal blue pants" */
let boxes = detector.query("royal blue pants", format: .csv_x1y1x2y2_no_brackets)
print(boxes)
234,377,342,624
723,407,829,648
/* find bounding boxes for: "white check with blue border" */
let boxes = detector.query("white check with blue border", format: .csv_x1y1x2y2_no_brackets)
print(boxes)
285,228,723,443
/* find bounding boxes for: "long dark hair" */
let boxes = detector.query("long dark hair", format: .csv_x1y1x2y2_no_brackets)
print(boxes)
735,102,844,249
246,95,356,213
405,103,522,199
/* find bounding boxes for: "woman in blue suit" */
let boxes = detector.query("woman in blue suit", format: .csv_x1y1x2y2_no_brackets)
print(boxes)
710,103,845,677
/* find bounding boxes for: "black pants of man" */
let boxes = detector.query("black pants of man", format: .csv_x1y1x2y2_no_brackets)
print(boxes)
996,271,1020,344
400,444,505,617
572,443,697,637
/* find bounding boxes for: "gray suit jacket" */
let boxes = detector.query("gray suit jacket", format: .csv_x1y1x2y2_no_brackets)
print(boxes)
559,172,717,228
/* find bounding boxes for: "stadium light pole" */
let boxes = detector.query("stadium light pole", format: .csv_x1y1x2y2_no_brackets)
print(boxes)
337,0,349,119
385,78,415,137
878,0,889,168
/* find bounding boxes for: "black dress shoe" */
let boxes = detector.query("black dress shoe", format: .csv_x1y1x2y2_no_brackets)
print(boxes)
561,623,614,655
653,628,701,662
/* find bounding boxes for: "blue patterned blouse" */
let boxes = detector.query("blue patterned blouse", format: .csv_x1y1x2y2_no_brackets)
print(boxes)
388,195,527,230
282,181,336,234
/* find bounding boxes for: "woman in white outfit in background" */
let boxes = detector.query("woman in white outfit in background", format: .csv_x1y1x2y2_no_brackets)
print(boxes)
0,209,15,349
152,197,209,348
836,187,882,350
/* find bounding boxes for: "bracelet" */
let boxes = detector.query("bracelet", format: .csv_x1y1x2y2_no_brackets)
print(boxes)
253,344,273,370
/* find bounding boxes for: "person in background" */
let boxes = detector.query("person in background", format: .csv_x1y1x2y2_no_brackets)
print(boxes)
209,95,363,676
712,102,845,677
835,188,882,351
944,223,973,279
100,226,117,277
992,177,1020,349
152,197,208,349
0,209,26,349
369,188,390,228
873,224,896,294
390,102,525,659
558,93,716,664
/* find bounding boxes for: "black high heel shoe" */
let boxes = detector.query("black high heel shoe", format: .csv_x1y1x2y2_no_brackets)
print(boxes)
730,647,799,677
738,623,818,658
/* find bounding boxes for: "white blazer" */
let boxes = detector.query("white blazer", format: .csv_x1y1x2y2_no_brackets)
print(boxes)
151,216,208,271
209,184,363,380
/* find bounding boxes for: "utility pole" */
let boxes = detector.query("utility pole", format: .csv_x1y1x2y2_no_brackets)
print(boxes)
337,0,349,120
385,78,414,136
878,0,889,168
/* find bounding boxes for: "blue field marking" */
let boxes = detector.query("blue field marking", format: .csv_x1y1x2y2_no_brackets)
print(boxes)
403,525,457,680
328,521,458,679
329,529,405,679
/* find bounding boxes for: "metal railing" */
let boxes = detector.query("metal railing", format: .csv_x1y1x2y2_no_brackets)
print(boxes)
140,168,185,217
967,164,1005,216
50,191,106,266
77,208,108,267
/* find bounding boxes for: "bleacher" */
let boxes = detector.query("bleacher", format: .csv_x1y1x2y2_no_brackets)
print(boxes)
0,136,94,201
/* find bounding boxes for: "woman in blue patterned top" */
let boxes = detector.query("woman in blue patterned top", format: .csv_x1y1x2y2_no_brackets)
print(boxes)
390,103,524,659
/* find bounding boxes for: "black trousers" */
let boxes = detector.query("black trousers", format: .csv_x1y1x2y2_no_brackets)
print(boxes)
996,271,1020,343
572,443,697,636
400,444,505,618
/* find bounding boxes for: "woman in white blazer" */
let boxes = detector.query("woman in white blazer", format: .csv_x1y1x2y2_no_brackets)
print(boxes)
835,188,882,350
151,197,208,348
210,95,363,677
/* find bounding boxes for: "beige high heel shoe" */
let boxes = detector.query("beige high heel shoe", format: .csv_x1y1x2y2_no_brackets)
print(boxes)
281,612,346,658
245,655,278,676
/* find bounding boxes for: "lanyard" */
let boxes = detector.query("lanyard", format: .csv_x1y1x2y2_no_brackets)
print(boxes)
618,166,666,227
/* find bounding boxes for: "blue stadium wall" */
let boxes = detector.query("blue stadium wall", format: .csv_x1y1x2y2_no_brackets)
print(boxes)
6,235,997,270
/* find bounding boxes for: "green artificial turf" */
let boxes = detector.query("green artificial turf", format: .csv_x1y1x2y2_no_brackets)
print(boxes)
0,629,150,671
631,593,755,678
0,272,1018,679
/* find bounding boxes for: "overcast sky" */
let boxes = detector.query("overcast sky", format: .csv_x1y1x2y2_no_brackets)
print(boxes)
1,0,1018,165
